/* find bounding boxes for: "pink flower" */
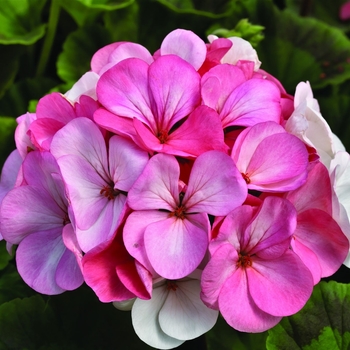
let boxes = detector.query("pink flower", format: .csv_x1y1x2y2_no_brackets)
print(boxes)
0,151,83,294
95,54,227,157
201,196,314,332
124,150,247,279
231,121,309,192
51,117,149,252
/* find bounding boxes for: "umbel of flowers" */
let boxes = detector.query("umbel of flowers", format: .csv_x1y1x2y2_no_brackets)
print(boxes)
0,29,350,349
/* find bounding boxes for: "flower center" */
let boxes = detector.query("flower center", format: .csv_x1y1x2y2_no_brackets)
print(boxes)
241,172,251,184
169,205,186,220
62,213,70,226
100,185,120,200
166,281,178,291
236,253,252,268
158,129,169,144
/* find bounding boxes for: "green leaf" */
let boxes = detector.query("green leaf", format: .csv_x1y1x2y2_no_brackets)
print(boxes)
60,0,135,27
0,0,47,45
0,241,13,271
267,281,350,350
103,1,139,43
155,0,237,18
0,77,58,118
237,0,350,93
206,315,267,350
56,25,112,84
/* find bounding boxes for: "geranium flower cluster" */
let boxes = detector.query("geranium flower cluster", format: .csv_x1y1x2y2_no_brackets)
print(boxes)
0,29,350,349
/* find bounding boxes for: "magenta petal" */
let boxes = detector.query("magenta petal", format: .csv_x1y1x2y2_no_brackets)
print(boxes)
218,268,281,332
164,105,227,157
128,153,179,211
97,58,155,128
91,42,122,73
148,55,201,130
144,213,209,279
220,79,281,128
200,243,238,309
295,209,349,278
184,150,247,215
201,64,246,113
16,228,66,295
340,1,350,20
160,29,207,70
248,251,313,316
36,92,76,124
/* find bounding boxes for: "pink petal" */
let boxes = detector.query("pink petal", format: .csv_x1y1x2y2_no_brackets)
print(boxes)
218,267,281,332
123,210,167,274
219,79,281,128
108,135,149,191
160,29,207,70
97,58,155,128
148,55,201,131
16,228,67,295
91,42,122,73
51,118,108,178
144,213,209,279
340,1,350,21
295,209,349,278
164,105,227,157
200,243,238,309
201,64,246,113
64,72,99,102
183,150,247,215
248,251,313,316
127,153,179,211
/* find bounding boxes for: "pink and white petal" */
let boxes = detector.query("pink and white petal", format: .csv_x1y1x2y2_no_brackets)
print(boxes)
184,150,247,215
160,29,207,70
15,112,36,159
148,55,201,130
291,236,322,285
107,42,153,67
295,209,349,278
201,64,246,113
36,92,76,124
218,268,281,332
97,58,155,129
0,149,22,200
144,214,209,279
159,279,218,340
0,186,64,244
57,155,109,230
91,42,122,73
55,245,84,291
123,210,167,274
244,134,308,192
164,106,227,157
132,286,184,349
248,251,313,316
128,153,179,211
51,118,108,178
246,197,296,258
16,228,66,295
76,194,126,252
64,71,99,102
201,243,239,309
220,79,281,128
108,135,149,191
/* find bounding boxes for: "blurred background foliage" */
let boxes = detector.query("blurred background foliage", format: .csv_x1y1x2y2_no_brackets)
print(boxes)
1,0,350,349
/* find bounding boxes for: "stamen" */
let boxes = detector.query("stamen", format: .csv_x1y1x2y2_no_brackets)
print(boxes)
241,172,251,184
236,253,252,268
167,281,178,291
169,205,186,220
100,185,120,200
158,129,169,144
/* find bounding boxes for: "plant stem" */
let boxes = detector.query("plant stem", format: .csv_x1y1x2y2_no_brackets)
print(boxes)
35,0,61,77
